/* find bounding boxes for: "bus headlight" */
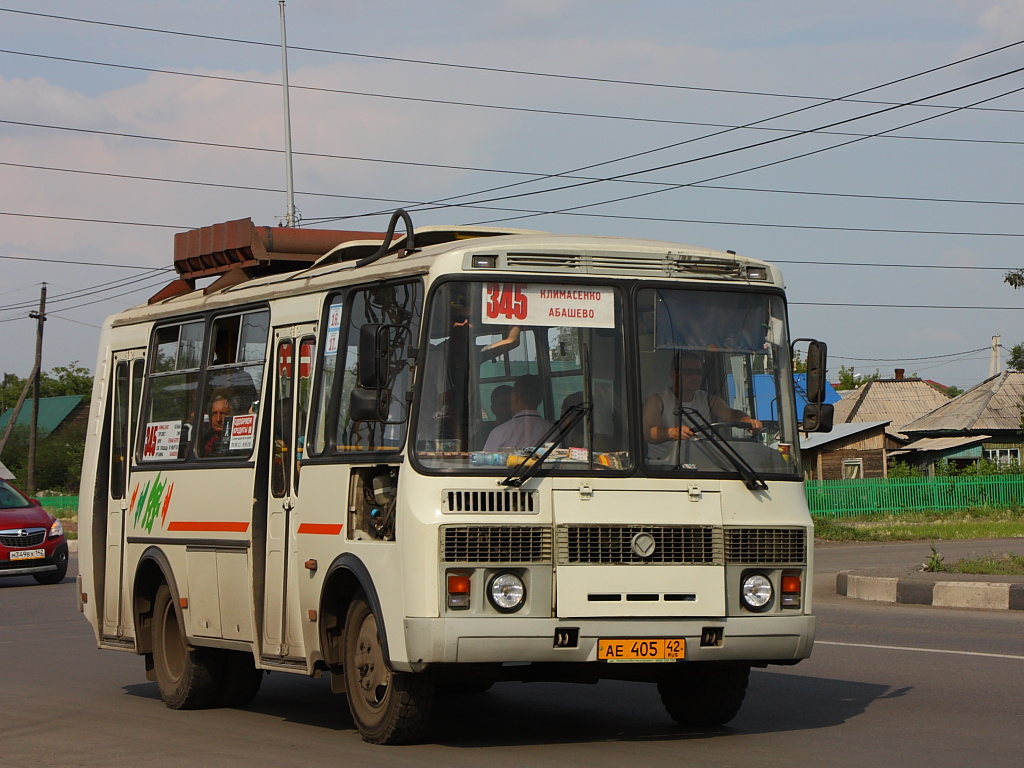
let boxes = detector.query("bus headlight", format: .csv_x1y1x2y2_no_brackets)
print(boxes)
488,572,526,613
740,572,774,612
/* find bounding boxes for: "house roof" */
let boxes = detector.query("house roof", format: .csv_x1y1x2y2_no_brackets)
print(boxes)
0,395,84,439
889,434,991,457
799,420,890,450
901,370,1024,435
832,378,951,437
0,459,13,480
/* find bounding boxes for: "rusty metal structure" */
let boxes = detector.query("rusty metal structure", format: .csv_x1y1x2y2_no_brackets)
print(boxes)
150,218,388,303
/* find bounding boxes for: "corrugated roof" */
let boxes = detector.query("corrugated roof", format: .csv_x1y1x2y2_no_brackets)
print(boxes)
902,371,1024,434
889,434,991,456
799,420,890,450
0,395,83,439
832,378,951,437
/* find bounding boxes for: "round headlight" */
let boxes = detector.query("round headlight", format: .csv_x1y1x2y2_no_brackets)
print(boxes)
488,572,526,613
741,573,774,611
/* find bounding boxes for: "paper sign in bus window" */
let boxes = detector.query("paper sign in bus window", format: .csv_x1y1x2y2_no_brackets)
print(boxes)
229,414,256,451
142,421,182,460
325,302,344,356
481,283,614,329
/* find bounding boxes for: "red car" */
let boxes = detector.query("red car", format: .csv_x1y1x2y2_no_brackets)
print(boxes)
0,478,69,585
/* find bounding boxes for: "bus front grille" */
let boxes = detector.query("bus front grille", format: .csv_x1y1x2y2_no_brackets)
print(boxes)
441,525,553,563
724,527,807,564
444,489,536,513
557,525,723,565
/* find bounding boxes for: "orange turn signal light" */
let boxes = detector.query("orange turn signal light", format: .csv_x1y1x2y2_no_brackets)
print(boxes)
781,575,801,594
448,574,471,594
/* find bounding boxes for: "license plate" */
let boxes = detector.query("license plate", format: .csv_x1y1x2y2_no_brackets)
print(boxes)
598,638,685,661
10,549,45,561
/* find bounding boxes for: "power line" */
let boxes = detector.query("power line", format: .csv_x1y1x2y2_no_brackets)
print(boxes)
319,41,1024,225
0,254,177,270
832,347,990,362
456,69,1024,226
3,8,1023,115
0,210,192,229
4,47,1024,148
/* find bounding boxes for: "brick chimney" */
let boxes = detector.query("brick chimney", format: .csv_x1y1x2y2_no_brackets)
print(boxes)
895,368,905,379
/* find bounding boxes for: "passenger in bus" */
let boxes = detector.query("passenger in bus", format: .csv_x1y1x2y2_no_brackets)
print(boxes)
643,351,761,459
484,374,553,451
200,392,233,457
432,291,520,443
490,385,514,424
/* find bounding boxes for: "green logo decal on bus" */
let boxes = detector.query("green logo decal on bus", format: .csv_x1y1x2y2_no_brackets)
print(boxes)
130,473,174,533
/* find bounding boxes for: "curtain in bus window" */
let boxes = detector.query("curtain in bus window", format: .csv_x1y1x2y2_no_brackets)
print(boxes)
653,290,771,352
110,362,129,498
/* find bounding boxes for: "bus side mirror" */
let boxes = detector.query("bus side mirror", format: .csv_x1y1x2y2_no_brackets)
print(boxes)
802,403,834,433
358,324,391,389
350,387,390,422
804,340,828,404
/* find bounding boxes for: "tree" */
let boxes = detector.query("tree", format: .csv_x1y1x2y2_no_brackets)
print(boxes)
1007,342,1024,372
1,362,93,411
834,365,880,391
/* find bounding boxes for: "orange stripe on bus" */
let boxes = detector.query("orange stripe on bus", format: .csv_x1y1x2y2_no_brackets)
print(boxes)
166,521,250,533
297,523,344,535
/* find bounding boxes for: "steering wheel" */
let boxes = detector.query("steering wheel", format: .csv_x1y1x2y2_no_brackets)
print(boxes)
691,421,759,442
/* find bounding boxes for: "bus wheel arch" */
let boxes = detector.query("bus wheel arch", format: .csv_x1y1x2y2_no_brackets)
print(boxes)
132,548,180,663
318,554,389,673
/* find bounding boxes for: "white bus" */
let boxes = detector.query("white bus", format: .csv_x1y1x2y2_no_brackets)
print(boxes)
79,210,832,744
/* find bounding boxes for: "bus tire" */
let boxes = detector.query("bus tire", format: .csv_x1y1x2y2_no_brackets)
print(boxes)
657,663,749,727
218,651,264,708
152,584,223,710
343,595,434,744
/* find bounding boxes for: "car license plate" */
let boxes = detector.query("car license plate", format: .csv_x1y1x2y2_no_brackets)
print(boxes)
598,638,685,661
10,549,45,561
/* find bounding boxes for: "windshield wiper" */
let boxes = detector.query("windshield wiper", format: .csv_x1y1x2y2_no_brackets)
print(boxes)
500,401,593,488
679,407,768,491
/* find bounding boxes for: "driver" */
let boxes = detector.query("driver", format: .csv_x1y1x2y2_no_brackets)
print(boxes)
643,351,761,459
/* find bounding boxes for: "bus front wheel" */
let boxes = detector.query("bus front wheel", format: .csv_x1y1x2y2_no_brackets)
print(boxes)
152,584,223,709
343,595,434,744
658,663,749,727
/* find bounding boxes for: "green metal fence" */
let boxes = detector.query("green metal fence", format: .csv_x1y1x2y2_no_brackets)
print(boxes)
806,476,1024,517
37,495,79,516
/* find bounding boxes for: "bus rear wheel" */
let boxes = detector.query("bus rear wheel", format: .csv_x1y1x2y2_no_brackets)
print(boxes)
343,595,434,744
658,663,750,727
152,584,223,710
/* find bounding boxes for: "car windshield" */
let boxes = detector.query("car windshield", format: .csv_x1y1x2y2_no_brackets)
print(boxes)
0,479,32,509
414,281,630,473
637,287,801,479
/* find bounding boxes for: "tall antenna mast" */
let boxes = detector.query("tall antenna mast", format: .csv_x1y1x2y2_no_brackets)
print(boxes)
279,0,297,227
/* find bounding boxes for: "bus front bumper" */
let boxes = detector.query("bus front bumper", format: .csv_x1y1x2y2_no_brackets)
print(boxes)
399,614,815,671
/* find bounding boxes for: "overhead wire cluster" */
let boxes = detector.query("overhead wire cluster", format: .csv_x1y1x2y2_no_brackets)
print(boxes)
1,6,1023,343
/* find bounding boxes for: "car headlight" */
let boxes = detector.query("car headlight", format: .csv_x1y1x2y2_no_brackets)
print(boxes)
49,519,64,538
487,572,526,613
740,572,773,612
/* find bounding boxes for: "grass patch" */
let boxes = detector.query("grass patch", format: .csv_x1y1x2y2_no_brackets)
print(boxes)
813,508,1024,542
946,553,1024,576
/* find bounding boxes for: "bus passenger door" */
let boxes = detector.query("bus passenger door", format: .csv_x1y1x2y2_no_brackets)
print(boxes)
101,351,145,642
262,329,315,660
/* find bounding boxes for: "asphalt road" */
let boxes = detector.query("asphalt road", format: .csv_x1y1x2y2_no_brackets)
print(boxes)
3,548,1022,767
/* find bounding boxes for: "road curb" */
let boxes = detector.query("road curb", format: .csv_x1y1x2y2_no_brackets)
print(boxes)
68,539,78,554
837,570,1024,611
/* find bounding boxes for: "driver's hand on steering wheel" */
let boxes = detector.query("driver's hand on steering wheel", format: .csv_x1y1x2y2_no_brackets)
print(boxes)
741,417,763,432
667,425,696,441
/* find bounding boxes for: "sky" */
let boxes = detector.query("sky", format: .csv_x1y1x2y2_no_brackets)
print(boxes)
2,1,1024,391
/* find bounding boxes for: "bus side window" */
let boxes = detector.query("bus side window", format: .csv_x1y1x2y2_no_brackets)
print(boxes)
142,320,203,462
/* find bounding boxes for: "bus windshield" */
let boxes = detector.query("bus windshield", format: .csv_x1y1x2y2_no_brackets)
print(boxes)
414,281,630,473
413,280,800,480
637,286,800,479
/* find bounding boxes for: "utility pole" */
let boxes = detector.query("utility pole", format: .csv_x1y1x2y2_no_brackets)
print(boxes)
27,284,46,494
279,0,297,227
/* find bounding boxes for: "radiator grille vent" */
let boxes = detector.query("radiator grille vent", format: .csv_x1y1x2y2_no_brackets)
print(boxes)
503,251,744,279
724,528,807,564
444,489,536,514
0,528,46,548
441,525,552,563
557,525,723,565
